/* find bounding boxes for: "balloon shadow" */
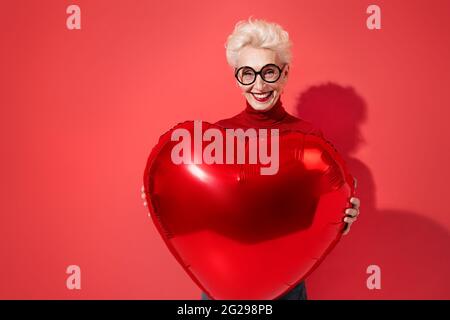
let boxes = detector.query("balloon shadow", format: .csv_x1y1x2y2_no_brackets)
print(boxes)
293,82,450,299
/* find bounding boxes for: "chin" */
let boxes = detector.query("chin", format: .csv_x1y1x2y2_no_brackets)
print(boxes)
251,104,272,111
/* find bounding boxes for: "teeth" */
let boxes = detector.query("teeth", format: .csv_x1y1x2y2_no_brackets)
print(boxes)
252,92,272,98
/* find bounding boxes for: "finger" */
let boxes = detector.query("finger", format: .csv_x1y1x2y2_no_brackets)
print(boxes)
141,185,145,192
343,223,351,235
353,177,358,189
344,216,357,224
350,197,360,209
345,208,358,217
141,193,146,199
143,201,147,207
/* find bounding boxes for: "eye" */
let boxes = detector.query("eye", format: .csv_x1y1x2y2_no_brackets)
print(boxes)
263,70,275,78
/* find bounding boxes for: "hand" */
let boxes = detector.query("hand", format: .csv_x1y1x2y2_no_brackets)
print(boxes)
140,185,148,207
343,178,360,235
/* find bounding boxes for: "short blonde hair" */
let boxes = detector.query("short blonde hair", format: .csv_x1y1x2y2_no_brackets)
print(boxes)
225,17,293,68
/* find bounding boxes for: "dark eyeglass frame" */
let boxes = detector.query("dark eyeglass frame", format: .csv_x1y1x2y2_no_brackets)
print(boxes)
234,63,287,85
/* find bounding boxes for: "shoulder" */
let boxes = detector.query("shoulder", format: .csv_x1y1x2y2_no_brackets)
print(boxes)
281,113,324,137
213,112,246,129
213,118,231,127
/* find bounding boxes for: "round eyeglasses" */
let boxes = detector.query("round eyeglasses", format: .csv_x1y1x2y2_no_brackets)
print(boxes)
235,63,286,85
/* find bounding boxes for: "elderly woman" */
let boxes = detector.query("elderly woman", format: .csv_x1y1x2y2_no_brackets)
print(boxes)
205,17,360,300
142,17,360,300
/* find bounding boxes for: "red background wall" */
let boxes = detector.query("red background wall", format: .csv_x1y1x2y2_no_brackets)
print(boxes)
1,0,449,299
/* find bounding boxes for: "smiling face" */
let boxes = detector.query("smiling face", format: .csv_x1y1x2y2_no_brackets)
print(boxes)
235,46,289,111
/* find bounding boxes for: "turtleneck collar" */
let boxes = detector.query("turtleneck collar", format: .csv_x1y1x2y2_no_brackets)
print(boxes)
242,96,288,128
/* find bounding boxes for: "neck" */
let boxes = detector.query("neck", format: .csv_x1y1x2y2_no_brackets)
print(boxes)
243,96,287,127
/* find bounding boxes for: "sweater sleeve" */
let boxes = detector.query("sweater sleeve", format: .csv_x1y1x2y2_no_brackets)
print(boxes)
304,122,325,139
309,127,324,138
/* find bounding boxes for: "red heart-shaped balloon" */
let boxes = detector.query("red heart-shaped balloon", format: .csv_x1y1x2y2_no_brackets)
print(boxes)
143,120,355,300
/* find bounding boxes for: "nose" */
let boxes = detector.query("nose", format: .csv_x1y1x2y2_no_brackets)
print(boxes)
253,74,265,91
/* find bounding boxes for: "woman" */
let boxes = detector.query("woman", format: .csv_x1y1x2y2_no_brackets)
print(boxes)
142,17,360,300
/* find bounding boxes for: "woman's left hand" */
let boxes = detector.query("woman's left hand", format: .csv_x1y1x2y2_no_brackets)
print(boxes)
343,178,360,235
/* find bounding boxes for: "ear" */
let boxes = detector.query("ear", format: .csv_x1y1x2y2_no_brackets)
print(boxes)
284,64,290,77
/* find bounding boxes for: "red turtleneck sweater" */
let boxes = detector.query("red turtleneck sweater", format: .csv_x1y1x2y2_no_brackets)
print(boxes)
214,97,324,137
207,97,322,300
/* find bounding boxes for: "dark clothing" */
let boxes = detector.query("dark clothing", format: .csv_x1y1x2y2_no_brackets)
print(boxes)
201,281,308,300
